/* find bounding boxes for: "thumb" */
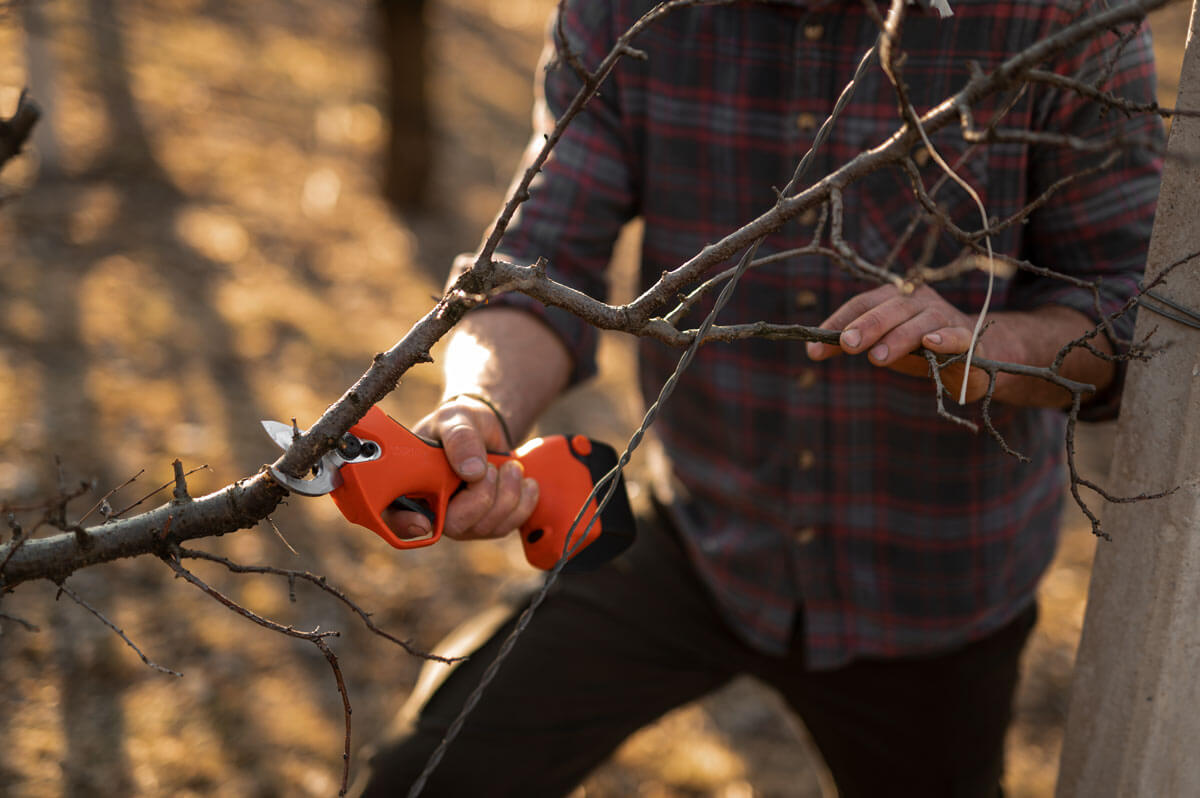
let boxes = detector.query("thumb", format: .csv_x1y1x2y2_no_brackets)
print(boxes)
416,399,506,482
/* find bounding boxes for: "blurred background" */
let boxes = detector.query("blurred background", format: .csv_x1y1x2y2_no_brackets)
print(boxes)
0,0,1190,795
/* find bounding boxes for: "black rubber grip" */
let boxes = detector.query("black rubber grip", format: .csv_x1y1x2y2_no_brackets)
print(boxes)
561,440,637,573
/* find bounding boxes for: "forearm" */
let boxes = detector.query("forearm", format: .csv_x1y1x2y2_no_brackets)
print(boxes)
440,307,573,441
986,304,1116,407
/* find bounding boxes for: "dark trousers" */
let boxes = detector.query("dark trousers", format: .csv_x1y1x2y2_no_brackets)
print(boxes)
351,507,1037,798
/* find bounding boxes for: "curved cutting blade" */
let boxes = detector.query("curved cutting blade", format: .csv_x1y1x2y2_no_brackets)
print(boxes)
262,419,299,451
261,419,344,496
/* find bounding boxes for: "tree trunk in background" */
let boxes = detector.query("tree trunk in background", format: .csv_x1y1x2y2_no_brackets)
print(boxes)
379,0,432,212
1056,2,1200,794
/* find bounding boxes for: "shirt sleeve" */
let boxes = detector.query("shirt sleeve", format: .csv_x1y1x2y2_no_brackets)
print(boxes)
447,0,638,386
1009,6,1164,420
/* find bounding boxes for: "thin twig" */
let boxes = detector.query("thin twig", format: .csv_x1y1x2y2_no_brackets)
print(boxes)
978,370,1030,462
77,469,145,526
264,516,299,556
176,546,459,663
922,350,979,432
56,581,182,676
162,550,353,795
112,465,210,518
0,612,40,632
1024,68,1200,120
313,636,353,798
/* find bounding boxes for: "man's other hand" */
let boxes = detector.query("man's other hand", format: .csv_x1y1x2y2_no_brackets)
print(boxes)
805,284,1004,403
381,395,539,542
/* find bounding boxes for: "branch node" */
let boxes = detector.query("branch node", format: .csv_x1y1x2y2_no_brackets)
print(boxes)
171,460,191,502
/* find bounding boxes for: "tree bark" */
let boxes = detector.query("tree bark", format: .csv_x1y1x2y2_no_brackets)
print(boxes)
1057,2,1200,793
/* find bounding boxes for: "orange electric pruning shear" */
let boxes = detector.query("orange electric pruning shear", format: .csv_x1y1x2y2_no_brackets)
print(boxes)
262,406,636,572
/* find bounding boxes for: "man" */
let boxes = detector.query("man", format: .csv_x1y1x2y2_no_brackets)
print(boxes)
353,0,1162,794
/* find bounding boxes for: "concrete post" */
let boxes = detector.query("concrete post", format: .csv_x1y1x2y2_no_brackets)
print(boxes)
1056,3,1200,795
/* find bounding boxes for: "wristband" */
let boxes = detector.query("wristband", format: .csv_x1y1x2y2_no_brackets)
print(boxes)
446,393,517,451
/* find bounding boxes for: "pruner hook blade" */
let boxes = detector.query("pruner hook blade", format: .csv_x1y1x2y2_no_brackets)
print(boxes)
261,419,344,496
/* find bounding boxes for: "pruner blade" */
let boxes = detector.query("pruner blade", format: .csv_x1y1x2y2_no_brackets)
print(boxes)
261,419,344,496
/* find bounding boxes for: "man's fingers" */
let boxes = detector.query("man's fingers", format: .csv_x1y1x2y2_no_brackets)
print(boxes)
809,296,915,360
393,397,540,543
922,326,976,355
808,287,972,365
443,463,501,538
463,460,528,538
807,286,891,360
919,326,991,402
438,416,489,481
820,284,897,331
483,472,539,540
866,310,961,366
380,508,435,541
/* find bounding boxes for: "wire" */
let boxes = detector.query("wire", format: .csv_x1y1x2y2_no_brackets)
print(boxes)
1140,289,1200,330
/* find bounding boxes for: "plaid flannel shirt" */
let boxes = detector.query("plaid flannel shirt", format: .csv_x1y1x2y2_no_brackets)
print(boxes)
467,0,1162,667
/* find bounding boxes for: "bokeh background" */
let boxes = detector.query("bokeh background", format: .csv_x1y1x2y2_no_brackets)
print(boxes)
0,1,1191,795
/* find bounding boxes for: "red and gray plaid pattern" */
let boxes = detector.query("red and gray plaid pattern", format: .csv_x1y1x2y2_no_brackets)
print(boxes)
469,0,1162,667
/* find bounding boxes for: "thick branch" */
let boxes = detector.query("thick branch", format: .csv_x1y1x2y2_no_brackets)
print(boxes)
0,473,285,589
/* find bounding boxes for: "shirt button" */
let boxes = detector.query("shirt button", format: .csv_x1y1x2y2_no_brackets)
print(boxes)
794,526,818,544
797,369,818,389
794,289,818,309
797,449,816,470
804,24,824,41
795,112,818,133
800,208,818,225
914,147,931,167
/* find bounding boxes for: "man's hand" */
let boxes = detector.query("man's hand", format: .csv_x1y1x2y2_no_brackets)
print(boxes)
381,395,539,542
805,284,1012,402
